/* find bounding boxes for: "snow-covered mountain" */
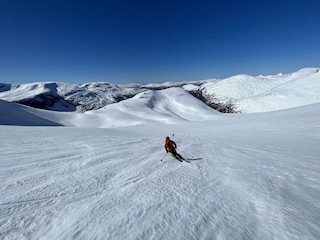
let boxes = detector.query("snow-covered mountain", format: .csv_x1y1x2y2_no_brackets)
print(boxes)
1,67,319,113
0,80,205,112
0,88,219,127
0,82,142,112
199,67,320,113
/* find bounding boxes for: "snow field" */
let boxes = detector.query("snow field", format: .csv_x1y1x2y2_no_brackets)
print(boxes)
1,102,320,240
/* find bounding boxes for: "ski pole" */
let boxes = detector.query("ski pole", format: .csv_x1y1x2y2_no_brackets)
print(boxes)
160,152,168,161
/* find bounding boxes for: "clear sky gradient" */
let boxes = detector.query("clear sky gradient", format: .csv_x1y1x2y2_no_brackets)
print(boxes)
1,0,319,84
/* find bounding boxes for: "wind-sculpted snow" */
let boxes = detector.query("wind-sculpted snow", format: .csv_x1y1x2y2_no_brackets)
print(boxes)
1,103,319,240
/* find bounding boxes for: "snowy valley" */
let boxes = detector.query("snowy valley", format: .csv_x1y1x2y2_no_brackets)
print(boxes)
1,68,320,240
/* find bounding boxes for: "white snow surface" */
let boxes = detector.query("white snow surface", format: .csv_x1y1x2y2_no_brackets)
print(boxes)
1,86,320,240
201,67,320,112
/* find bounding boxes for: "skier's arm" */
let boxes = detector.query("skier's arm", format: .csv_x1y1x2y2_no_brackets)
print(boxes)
172,141,177,149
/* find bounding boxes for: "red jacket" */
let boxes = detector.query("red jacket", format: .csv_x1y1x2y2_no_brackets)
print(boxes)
165,138,177,153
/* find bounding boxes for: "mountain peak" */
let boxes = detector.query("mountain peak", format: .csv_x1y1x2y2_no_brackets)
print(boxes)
0,67,319,115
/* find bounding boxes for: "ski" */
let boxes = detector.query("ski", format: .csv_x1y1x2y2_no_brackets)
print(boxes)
177,157,191,163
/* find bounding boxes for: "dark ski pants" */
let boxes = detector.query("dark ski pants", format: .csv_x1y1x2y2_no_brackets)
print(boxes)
170,150,184,160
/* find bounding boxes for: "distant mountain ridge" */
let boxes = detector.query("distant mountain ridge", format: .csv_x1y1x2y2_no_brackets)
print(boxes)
1,67,319,113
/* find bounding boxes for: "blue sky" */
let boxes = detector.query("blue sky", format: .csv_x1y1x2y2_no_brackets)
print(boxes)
0,0,319,84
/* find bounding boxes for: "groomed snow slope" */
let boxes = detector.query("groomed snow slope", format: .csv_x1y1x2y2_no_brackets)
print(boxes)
1,87,320,240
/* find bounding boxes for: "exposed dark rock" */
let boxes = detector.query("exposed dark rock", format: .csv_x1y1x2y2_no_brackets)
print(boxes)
188,89,238,113
16,92,76,111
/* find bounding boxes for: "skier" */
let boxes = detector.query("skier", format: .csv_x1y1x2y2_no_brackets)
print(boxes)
164,136,184,161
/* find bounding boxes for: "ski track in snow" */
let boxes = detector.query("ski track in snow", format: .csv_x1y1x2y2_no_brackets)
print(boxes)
1,111,320,240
